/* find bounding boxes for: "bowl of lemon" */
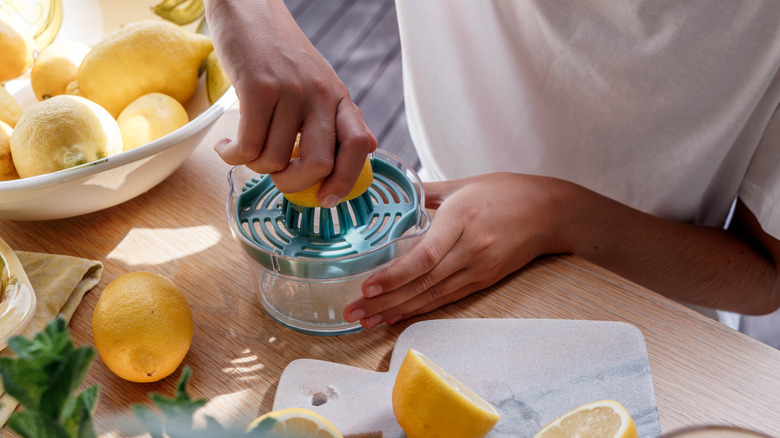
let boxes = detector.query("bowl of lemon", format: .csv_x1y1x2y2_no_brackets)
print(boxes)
0,0,236,220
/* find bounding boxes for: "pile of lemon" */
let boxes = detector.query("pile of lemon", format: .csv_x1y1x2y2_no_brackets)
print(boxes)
0,17,230,182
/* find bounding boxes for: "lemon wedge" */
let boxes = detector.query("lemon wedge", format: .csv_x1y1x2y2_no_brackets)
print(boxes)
392,348,500,438
533,399,638,438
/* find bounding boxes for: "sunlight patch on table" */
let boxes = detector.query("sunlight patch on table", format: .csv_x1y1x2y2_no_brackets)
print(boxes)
107,226,221,265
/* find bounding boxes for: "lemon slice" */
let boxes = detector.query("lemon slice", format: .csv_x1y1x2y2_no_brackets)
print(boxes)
533,399,638,438
392,348,500,438
247,407,343,438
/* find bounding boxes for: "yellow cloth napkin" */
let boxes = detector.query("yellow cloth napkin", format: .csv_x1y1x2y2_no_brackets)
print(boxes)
0,251,103,426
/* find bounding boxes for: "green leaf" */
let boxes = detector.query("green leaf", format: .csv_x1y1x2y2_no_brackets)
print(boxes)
61,385,99,438
0,317,77,411
41,346,96,418
132,404,165,438
7,410,70,438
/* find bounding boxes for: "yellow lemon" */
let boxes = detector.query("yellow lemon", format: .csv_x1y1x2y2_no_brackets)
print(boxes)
0,18,34,83
30,40,91,101
392,349,500,438
283,133,374,208
117,92,189,151
91,271,193,383
10,95,122,178
533,400,638,438
76,19,213,117
0,121,19,181
247,408,343,438
206,50,230,104
0,85,22,128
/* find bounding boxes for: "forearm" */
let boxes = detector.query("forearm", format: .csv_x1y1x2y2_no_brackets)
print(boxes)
560,183,780,314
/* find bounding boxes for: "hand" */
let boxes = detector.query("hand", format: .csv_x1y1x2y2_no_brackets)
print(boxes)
343,173,579,329
205,0,377,207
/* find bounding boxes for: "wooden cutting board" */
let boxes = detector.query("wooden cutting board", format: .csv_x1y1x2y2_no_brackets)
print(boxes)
273,319,661,437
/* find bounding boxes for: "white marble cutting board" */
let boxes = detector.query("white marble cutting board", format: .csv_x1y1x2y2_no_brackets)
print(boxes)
273,319,661,437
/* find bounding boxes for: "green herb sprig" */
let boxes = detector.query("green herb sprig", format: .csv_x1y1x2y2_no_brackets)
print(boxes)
0,317,279,438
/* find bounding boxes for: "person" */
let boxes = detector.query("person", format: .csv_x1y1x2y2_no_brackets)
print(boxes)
203,0,780,344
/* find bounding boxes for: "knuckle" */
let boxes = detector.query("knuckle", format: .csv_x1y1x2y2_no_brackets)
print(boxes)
424,282,447,303
308,155,335,177
254,155,290,174
415,273,436,295
419,245,443,270
340,130,372,153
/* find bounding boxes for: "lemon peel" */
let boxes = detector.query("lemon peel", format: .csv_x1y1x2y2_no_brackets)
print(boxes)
117,92,189,151
533,399,638,438
392,348,500,438
247,408,343,438
31,40,91,101
91,271,193,383
77,19,213,117
282,133,374,208
10,95,122,178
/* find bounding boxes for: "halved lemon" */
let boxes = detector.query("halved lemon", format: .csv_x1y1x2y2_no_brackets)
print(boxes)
533,399,638,438
247,407,343,438
392,348,500,438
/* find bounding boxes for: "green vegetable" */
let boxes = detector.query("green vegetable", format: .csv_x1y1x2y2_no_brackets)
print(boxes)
0,316,98,438
0,317,281,437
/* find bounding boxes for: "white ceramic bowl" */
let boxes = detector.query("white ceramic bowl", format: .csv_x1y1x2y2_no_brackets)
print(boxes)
0,0,238,221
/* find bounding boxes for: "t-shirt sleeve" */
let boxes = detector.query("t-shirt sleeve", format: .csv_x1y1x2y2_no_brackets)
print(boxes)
739,103,780,240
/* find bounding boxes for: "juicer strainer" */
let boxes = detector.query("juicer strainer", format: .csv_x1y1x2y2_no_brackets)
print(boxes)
226,149,430,335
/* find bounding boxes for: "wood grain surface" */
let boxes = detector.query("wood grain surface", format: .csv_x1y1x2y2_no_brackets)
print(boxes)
1,108,779,437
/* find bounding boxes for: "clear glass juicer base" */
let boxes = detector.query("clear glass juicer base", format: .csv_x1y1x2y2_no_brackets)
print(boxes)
227,150,430,336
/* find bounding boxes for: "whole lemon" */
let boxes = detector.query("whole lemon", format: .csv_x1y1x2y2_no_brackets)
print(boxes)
9,95,123,178
0,85,22,128
0,121,19,181
117,92,189,151
31,40,91,101
76,20,213,117
0,18,34,83
283,133,374,208
91,271,193,383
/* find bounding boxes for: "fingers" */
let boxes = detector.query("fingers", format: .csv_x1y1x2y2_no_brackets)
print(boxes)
214,90,274,165
347,268,476,329
318,98,377,207
270,103,337,193
362,213,464,298
342,216,464,323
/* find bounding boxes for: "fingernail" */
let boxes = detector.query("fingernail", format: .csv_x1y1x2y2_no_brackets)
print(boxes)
388,316,402,324
364,314,382,329
365,285,382,298
347,308,365,322
214,137,231,154
321,195,340,209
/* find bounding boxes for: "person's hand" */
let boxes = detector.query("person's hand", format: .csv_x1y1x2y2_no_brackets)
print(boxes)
205,0,377,208
343,172,580,329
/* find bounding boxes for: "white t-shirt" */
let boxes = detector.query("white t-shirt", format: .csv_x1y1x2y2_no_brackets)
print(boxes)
395,0,780,346
396,0,780,236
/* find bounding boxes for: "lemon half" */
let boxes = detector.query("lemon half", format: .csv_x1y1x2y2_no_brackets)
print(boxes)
392,348,500,438
282,133,374,208
533,399,638,438
247,407,343,438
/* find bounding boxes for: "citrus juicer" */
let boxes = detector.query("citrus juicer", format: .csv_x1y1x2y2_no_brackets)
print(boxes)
226,149,430,335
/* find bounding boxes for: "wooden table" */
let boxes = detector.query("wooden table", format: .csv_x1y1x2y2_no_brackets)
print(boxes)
1,107,779,437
